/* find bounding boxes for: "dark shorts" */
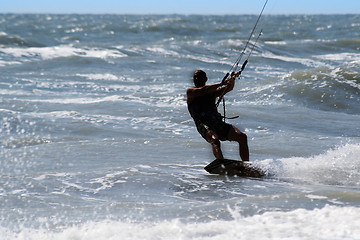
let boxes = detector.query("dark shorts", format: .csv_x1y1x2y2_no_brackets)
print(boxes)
195,115,232,141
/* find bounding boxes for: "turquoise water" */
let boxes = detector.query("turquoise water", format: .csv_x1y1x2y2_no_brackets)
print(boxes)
1,14,360,239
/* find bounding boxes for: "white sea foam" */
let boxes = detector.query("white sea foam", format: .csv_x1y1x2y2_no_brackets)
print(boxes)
264,40,287,45
0,59,21,67
314,52,360,62
262,51,327,68
25,95,122,104
146,47,179,56
1,45,127,61
76,73,121,81
259,143,360,186
1,205,359,240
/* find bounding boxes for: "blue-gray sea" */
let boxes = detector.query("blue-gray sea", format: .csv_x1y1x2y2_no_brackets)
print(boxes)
1,14,360,239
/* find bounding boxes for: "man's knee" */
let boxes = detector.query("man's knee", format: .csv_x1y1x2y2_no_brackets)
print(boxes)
208,133,221,146
235,131,247,143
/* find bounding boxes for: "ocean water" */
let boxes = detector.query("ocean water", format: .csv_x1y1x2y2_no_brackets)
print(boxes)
0,14,360,239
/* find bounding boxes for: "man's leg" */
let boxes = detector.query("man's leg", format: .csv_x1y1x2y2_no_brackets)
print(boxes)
205,130,224,159
227,126,249,161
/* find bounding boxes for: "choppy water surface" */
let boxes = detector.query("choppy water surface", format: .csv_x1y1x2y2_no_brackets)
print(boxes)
1,14,360,239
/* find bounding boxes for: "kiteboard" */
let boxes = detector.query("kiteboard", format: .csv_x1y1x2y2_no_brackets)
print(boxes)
204,159,265,178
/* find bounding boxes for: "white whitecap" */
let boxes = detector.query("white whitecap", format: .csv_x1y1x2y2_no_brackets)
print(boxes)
76,73,120,81
2,205,360,239
1,45,127,61
258,143,360,186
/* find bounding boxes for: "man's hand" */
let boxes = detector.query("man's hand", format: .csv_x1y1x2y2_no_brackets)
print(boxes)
232,71,241,79
224,71,239,85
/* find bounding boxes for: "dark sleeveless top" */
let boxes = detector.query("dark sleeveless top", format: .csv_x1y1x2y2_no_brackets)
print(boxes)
187,92,231,141
187,92,221,124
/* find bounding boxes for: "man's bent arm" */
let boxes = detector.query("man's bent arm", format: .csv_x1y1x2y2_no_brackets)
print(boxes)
187,82,223,103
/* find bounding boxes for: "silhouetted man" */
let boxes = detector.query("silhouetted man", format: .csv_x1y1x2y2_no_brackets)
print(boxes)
187,70,249,161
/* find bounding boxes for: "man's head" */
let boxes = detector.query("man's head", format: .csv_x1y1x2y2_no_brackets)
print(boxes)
193,70,207,87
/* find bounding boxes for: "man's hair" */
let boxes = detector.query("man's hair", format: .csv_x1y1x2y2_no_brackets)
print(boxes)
193,70,206,87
